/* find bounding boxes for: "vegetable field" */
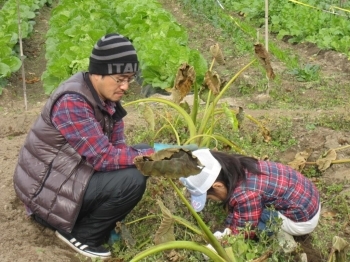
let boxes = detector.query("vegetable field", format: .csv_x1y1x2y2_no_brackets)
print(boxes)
0,0,350,261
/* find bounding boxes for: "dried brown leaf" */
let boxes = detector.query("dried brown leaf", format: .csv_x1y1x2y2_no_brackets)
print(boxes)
154,199,175,245
171,63,196,104
166,250,181,261
316,149,337,171
262,127,271,143
328,236,349,262
322,211,337,219
210,43,225,65
134,148,203,178
204,71,221,95
25,77,40,84
254,43,275,80
251,250,273,262
287,149,312,171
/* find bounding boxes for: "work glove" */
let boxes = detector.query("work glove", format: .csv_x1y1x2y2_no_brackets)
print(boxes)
153,143,198,152
213,228,232,240
202,228,232,260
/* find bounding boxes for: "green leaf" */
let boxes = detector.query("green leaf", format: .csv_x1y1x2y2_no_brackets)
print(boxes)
0,46,13,58
236,239,249,255
69,58,89,74
223,104,239,131
1,56,22,72
0,32,18,46
21,10,36,19
246,252,256,260
0,62,11,78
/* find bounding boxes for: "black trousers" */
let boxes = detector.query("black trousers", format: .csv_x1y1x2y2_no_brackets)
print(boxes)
72,165,147,246
34,144,150,247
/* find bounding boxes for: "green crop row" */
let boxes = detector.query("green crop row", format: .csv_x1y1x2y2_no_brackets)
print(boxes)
0,0,50,88
185,0,350,58
42,0,208,94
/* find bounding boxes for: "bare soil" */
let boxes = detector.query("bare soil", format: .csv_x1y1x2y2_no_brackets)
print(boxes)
0,1,349,262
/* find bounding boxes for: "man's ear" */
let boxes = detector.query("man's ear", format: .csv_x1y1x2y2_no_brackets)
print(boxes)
91,74,102,81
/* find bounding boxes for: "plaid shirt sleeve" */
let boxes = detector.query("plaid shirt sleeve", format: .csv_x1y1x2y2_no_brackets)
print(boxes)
225,189,263,237
51,94,154,171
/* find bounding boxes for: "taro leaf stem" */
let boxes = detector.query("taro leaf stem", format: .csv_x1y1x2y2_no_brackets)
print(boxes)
168,179,232,261
130,241,226,262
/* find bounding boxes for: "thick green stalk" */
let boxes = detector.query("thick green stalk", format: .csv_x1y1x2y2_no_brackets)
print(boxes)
191,82,200,125
197,102,215,144
130,241,227,262
168,179,232,261
184,134,218,147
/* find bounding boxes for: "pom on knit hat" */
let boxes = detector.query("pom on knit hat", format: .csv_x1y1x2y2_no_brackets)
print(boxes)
89,33,139,75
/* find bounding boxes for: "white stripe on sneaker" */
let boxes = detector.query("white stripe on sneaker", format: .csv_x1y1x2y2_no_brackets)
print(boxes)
80,245,88,250
70,238,76,243
55,231,111,260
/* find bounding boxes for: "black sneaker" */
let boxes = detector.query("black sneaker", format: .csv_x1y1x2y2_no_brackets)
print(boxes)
55,230,111,260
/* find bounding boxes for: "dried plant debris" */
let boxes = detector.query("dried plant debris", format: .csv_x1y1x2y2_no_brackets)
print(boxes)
210,43,225,65
199,70,222,103
254,43,275,80
171,63,196,104
236,106,245,129
204,70,221,95
327,236,349,262
134,148,203,178
288,149,312,172
154,199,175,245
316,149,337,171
115,221,136,248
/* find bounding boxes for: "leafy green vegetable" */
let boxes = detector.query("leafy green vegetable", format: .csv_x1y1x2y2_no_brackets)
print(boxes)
0,0,49,87
42,0,207,94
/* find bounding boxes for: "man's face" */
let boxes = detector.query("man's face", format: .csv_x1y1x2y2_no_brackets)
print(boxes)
93,73,135,102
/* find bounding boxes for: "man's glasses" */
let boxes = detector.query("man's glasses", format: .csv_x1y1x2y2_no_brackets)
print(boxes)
109,75,135,85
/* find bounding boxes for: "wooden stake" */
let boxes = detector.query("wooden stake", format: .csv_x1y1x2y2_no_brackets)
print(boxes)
16,0,28,111
265,0,270,95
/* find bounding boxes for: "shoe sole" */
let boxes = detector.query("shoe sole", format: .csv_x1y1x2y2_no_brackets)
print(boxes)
55,231,111,260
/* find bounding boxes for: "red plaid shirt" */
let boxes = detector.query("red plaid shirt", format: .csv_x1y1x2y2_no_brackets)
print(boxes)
225,161,320,236
51,93,154,171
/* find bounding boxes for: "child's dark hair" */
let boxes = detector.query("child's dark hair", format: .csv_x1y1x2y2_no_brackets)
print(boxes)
209,151,260,206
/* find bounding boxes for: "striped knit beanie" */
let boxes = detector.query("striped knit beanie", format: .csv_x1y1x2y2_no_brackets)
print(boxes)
89,33,139,75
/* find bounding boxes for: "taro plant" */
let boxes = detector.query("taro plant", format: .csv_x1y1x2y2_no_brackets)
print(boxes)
124,43,270,152
118,148,293,261
128,148,237,261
